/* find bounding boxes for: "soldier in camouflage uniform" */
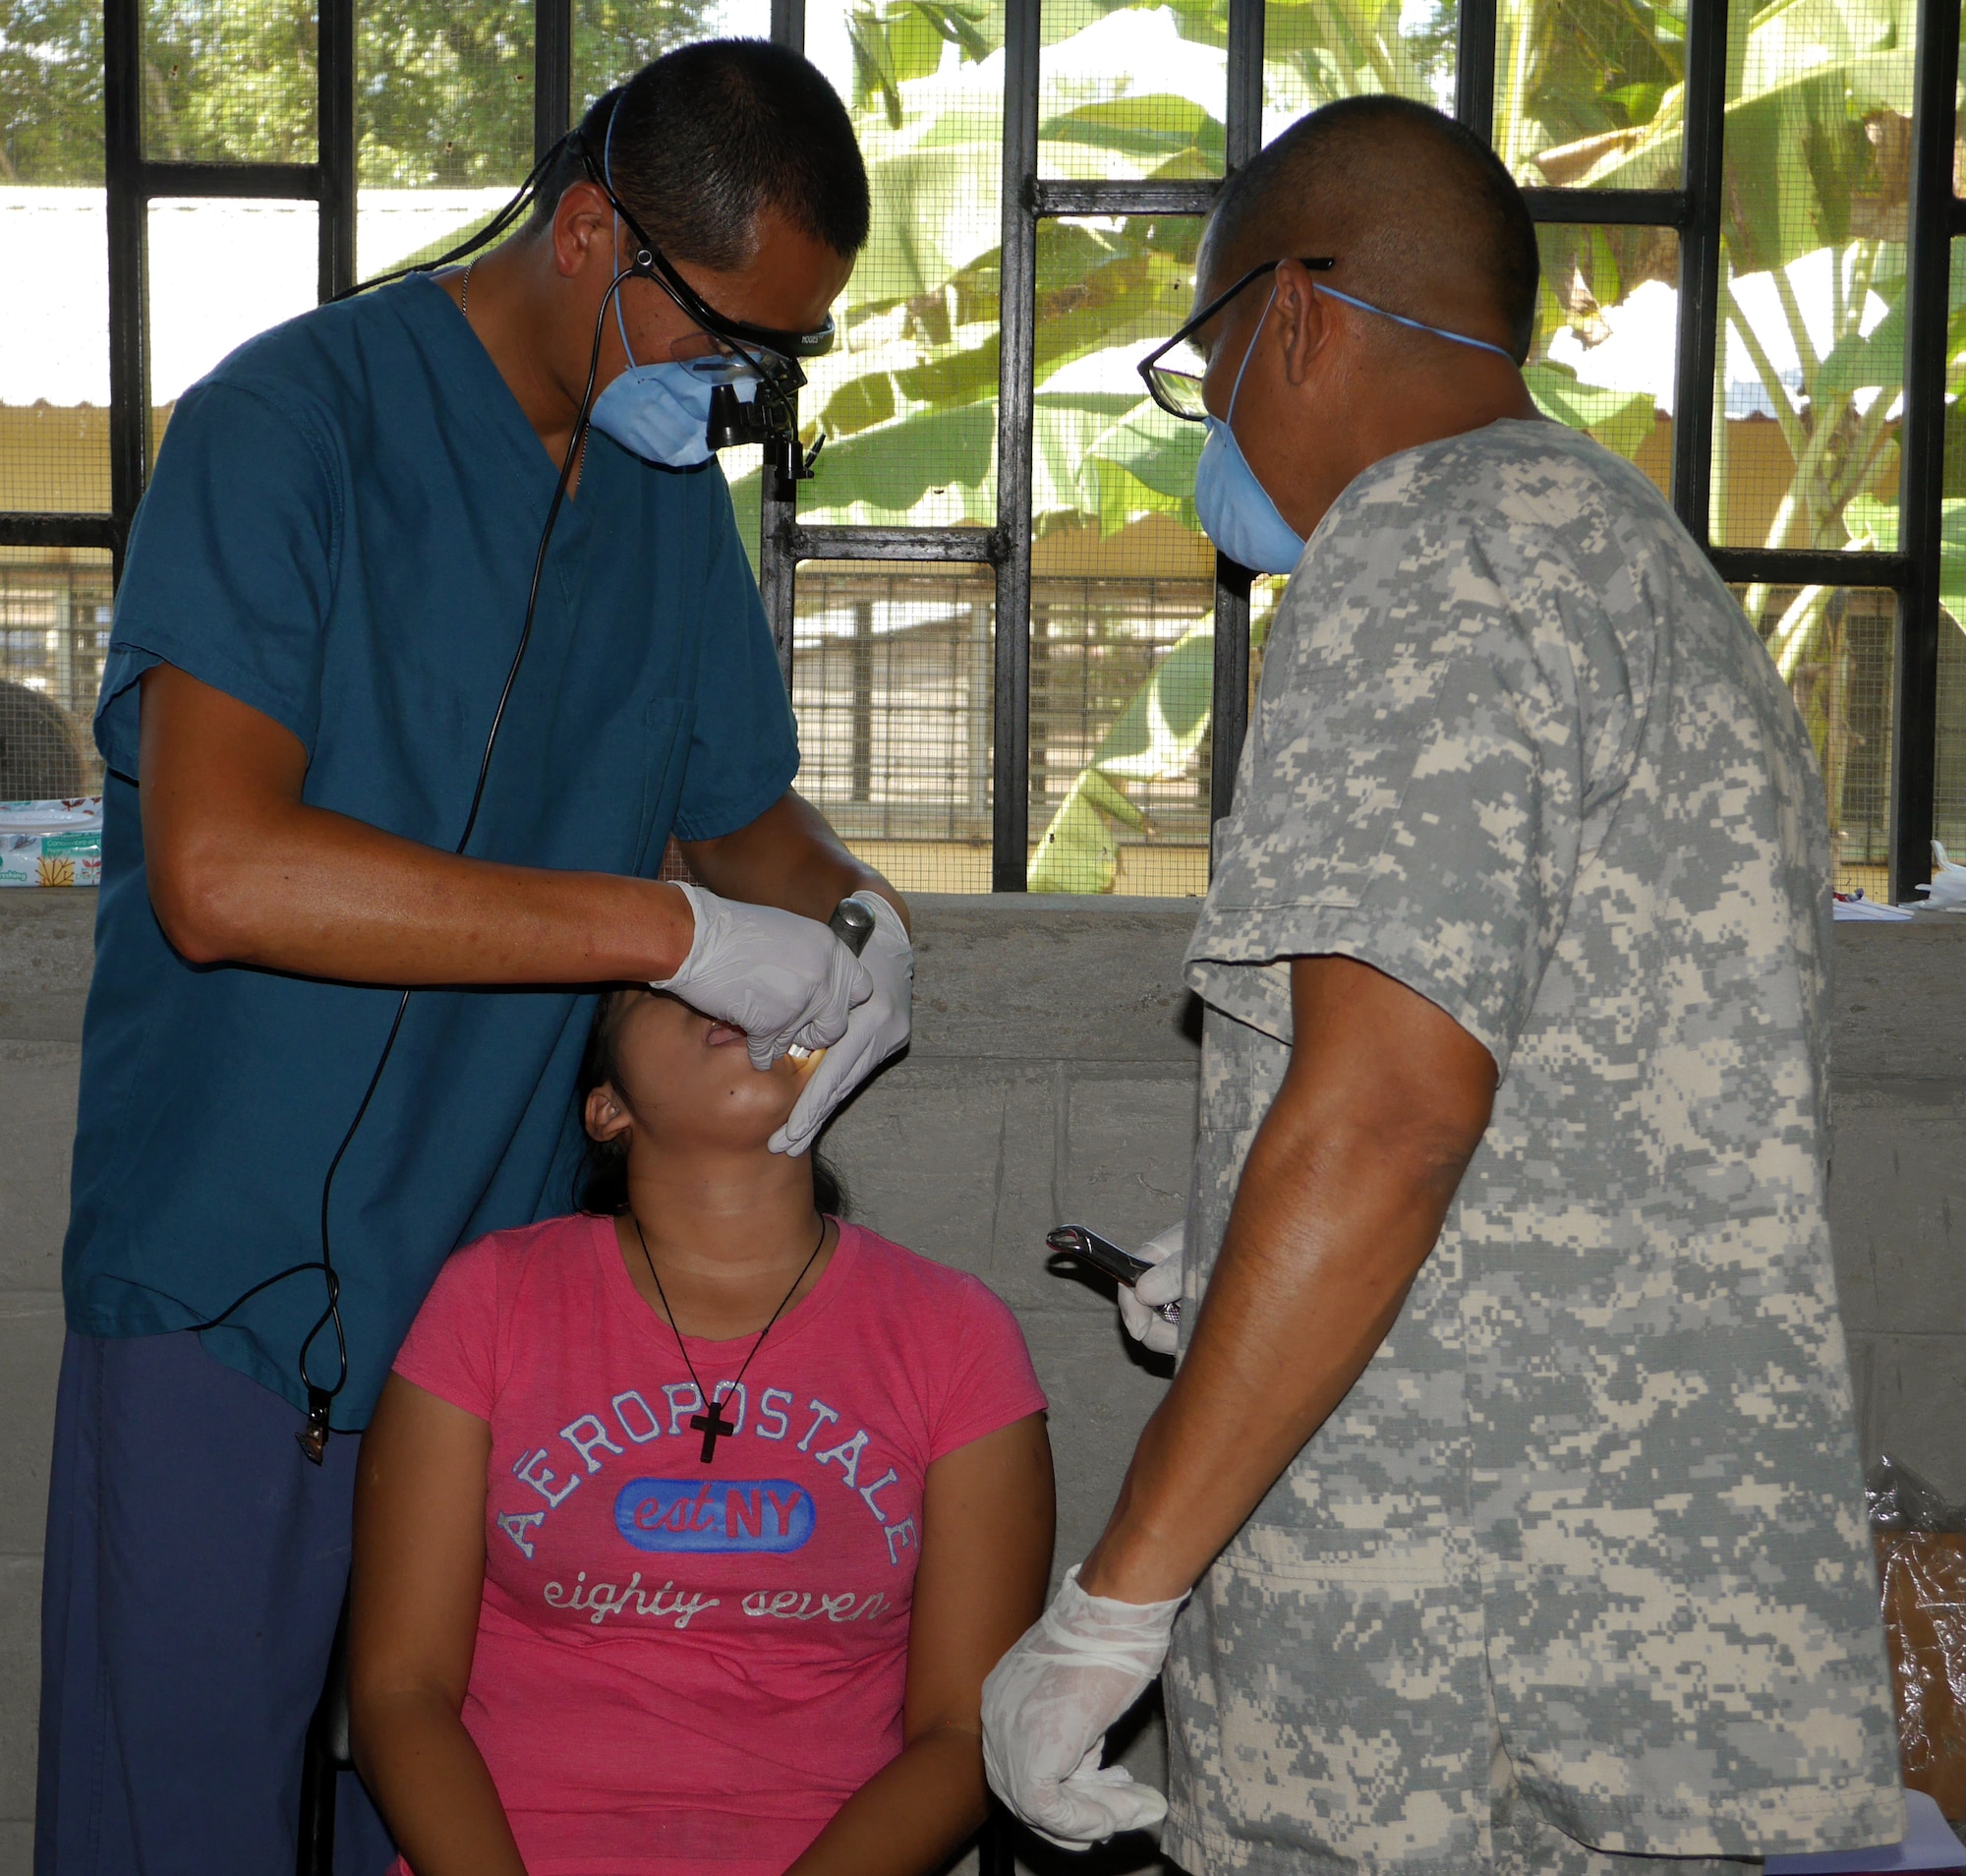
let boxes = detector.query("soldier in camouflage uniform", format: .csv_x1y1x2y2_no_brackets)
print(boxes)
982,94,1902,1875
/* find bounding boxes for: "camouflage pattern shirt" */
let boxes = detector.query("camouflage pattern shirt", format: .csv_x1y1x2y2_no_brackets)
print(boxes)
1163,420,1901,1875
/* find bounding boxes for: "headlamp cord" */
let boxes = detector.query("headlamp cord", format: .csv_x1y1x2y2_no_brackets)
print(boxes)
196,277,630,1466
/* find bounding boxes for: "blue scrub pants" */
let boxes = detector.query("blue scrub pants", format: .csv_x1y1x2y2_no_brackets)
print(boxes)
35,1330,396,1875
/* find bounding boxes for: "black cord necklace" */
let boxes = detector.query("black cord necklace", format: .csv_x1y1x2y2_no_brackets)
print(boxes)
632,1213,829,1463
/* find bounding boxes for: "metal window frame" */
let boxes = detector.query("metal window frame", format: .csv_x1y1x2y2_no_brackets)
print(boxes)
5,0,1955,900
1473,0,1953,903
1,0,361,574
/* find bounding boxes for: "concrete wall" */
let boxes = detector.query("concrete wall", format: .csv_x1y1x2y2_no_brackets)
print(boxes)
3,897,1965,1874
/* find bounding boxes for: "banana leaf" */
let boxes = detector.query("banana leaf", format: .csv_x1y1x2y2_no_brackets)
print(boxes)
1077,398,1205,533
726,391,1142,526
1521,362,1660,457
1028,626,1213,891
1028,768,1146,893
1845,495,1966,628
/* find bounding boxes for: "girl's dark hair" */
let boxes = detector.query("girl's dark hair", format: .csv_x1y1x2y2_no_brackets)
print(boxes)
535,40,870,268
573,990,848,1219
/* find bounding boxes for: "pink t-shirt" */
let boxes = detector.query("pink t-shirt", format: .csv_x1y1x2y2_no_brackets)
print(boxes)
388,1212,1046,1876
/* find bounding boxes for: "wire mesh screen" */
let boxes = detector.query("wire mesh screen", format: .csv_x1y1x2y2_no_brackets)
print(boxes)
2,9,110,519
770,0,1004,531
1041,0,1228,176
1708,5,1909,556
1936,615,1966,863
355,2,536,278
792,562,994,895
575,0,772,113
1528,223,1676,499
143,0,318,163
1731,582,1894,899
1264,0,1453,131
1028,576,1213,897
0,549,113,800
1490,0,1686,190
147,199,319,462
1,191,112,516
1023,209,1214,898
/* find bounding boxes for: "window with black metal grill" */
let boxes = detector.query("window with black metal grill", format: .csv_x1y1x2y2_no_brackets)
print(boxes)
2,0,1960,901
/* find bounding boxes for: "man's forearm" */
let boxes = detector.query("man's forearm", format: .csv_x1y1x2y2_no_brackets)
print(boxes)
140,661,697,984
683,790,911,935
151,792,696,985
1079,1112,1459,1602
1079,957,1494,1606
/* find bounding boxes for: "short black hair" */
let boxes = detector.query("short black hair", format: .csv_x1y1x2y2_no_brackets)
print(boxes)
535,40,870,271
572,988,849,1219
1207,94,1540,365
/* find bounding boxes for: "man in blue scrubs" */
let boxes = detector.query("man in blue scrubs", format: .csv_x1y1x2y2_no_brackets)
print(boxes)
37,42,908,1875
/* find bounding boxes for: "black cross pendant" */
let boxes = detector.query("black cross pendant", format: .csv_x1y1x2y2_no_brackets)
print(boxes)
689,1395,737,1464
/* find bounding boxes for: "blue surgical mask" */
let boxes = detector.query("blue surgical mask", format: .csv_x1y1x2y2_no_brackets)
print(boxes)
1191,281,1516,576
1193,287,1307,576
589,292,757,468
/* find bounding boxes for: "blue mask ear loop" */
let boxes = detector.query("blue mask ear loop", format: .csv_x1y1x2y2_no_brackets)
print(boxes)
1222,282,1278,435
1311,280,1516,363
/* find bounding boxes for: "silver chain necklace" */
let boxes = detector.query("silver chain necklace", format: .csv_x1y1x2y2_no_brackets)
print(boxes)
460,259,476,319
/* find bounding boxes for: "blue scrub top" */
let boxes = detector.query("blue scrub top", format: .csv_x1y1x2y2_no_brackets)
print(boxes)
65,274,799,1427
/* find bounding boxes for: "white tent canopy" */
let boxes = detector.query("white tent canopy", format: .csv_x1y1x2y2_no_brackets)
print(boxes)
0,186,513,409
1,184,1898,426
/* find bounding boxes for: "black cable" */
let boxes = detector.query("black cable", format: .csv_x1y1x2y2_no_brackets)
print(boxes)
197,265,630,1465
326,141,569,308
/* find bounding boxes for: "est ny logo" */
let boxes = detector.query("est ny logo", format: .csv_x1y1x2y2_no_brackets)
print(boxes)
614,1478,816,1554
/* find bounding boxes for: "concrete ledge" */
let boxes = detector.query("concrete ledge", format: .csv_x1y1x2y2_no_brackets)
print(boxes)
1834,920,1966,1079
902,895,1199,1063
0,894,93,1044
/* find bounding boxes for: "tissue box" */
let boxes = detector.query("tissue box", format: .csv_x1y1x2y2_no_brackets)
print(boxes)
0,797,103,887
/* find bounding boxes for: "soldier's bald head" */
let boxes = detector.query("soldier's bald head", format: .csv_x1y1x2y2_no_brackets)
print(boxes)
1203,95,1540,367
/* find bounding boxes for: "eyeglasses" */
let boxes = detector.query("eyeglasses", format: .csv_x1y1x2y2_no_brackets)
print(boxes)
576,140,836,416
1137,257,1336,421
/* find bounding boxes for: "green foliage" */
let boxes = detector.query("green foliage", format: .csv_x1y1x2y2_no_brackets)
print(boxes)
356,3,535,188
1027,626,1212,891
1264,0,1457,109
0,0,711,188
1525,0,1927,864
575,0,720,117
141,0,318,163
1522,361,1658,458
1,0,103,180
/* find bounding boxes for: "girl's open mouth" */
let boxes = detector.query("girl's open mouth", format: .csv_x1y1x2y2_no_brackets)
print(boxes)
705,1021,747,1048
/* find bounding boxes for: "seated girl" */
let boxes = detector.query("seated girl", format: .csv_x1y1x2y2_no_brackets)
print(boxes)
350,988,1055,1876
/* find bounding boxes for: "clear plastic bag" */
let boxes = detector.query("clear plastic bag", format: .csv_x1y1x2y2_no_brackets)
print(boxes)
1868,1456,1966,1820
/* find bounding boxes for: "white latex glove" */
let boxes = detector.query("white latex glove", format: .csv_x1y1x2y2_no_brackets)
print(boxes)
1118,1220,1184,1357
770,892,912,1157
981,1564,1186,1850
655,883,871,1071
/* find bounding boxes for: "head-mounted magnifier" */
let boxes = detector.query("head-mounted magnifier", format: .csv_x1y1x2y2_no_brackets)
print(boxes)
578,136,834,496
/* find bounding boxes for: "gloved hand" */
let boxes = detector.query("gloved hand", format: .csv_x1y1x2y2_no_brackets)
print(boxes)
981,1564,1187,1850
655,883,871,1071
1118,1220,1184,1357
771,892,912,1156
